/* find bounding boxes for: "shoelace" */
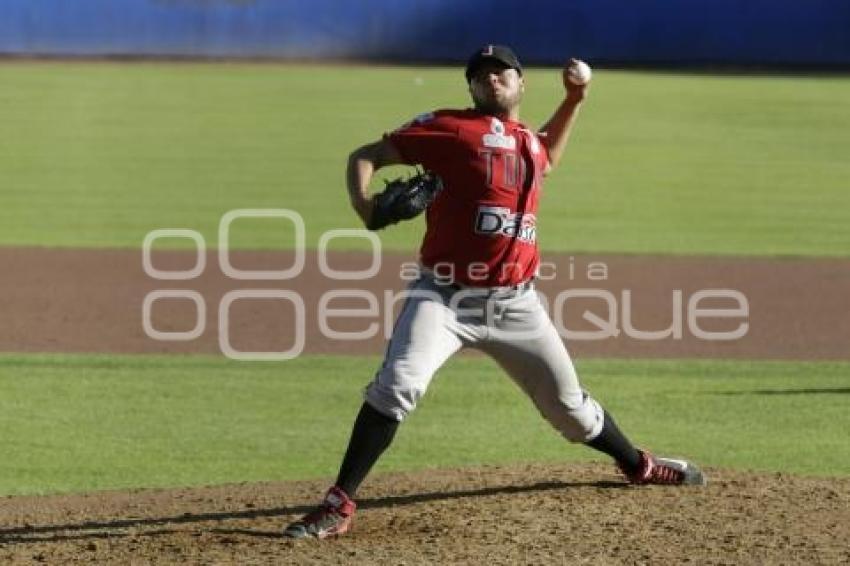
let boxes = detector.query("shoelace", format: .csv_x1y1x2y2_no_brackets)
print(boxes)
649,461,684,484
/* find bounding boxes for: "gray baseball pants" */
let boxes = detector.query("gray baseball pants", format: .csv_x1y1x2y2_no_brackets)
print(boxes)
365,273,604,443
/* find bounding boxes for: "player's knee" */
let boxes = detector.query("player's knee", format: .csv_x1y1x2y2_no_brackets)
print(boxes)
545,391,605,443
364,383,417,421
363,396,406,422
364,367,430,422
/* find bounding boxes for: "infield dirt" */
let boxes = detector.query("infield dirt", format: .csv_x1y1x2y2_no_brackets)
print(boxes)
2,247,849,360
1,462,848,565
2,247,849,564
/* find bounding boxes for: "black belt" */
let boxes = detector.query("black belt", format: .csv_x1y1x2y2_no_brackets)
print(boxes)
446,279,535,296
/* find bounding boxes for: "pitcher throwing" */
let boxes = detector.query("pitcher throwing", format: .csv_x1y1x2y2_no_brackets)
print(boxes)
284,45,705,539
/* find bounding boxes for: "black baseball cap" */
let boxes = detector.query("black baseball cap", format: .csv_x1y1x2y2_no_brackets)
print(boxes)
465,44,523,82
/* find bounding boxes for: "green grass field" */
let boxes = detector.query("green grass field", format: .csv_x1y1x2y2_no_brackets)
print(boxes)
1,62,848,498
1,354,847,496
1,62,849,256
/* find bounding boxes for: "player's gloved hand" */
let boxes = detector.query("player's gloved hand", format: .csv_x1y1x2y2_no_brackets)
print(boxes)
367,169,443,231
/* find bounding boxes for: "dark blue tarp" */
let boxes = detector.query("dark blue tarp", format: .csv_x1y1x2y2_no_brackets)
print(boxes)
1,0,848,66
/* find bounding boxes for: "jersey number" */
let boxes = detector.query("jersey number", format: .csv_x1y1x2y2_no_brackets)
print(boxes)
478,149,525,188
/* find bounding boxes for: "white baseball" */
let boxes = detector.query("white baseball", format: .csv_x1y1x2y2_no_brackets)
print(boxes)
567,60,592,85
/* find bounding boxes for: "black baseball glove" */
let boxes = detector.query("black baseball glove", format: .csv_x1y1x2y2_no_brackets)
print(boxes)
367,169,443,231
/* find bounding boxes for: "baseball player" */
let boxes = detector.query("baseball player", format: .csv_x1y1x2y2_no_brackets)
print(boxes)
284,45,705,539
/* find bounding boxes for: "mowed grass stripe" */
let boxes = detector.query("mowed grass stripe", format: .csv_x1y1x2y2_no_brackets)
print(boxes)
0,354,847,496
0,63,848,255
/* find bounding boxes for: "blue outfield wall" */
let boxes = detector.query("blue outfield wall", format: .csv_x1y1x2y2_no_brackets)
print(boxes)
1,0,849,66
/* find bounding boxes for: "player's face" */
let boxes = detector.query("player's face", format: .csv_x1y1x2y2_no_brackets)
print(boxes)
468,62,524,116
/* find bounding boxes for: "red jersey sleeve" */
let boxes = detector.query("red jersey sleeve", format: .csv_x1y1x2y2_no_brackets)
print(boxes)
523,128,551,173
384,111,458,171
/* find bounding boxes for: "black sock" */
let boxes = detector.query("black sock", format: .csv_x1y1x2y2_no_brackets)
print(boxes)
335,402,400,497
586,410,642,473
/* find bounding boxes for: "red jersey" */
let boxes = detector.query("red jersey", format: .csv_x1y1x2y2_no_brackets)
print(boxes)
386,109,550,287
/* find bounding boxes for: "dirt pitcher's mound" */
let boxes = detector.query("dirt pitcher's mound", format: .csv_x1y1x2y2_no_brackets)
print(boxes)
0,463,847,565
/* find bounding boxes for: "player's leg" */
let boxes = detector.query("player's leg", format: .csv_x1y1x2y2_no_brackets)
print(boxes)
284,279,469,538
332,283,467,498
281,402,397,540
482,289,705,485
480,293,627,450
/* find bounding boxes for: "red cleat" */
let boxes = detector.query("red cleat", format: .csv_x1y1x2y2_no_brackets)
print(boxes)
623,450,707,486
283,486,357,539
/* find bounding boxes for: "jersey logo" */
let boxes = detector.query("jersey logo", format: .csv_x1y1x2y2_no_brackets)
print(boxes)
474,206,537,243
483,117,516,150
